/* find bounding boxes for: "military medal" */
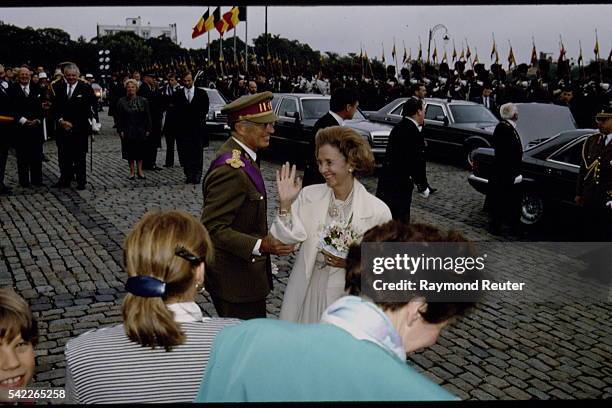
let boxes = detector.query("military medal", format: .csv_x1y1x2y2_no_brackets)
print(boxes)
225,149,245,169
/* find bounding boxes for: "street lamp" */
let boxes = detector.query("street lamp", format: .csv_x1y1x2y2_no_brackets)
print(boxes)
98,49,110,86
427,24,450,64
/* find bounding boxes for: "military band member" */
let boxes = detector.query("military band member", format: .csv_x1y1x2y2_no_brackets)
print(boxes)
201,92,295,319
575,102,612,240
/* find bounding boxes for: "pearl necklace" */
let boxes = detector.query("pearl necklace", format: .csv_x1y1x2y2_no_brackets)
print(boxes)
328,187,354,220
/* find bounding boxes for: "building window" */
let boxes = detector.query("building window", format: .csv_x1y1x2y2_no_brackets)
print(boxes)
142,31,149,38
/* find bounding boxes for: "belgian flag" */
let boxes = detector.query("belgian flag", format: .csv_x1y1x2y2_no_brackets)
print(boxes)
214,7,229,35
192,9,215,39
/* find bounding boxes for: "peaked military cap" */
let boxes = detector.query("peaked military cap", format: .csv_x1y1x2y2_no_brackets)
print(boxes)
595,100,612,119
222,91,278,124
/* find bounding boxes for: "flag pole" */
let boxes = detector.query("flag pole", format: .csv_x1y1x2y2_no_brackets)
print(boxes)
244,7,248,74
207,7,211,68
233,26,237,75
265,6,269,74
394,37,398,79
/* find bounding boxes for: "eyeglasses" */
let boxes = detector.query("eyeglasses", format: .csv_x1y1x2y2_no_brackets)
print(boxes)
175,246,205,265
595,117,611,124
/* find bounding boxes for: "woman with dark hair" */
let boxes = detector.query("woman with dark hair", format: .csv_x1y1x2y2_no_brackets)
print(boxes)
195,220,479,402
64,210,239,404
115,79,151,180
271,126,391,323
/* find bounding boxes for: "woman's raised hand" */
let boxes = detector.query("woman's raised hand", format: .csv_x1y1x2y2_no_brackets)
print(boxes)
276,161,302,210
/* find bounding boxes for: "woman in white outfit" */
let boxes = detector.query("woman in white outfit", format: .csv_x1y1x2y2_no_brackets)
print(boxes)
271,126,392,323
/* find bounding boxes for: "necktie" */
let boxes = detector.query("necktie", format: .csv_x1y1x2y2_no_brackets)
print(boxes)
23,86,29,97
68,84,74,98
187,89,192,103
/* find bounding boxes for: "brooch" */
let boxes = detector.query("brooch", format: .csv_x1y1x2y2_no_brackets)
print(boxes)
226,149,245,169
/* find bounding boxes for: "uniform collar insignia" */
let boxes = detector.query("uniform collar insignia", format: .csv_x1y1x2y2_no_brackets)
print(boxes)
225,149,245,169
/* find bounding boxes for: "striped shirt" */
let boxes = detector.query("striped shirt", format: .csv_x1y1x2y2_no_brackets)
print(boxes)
64,318,239,404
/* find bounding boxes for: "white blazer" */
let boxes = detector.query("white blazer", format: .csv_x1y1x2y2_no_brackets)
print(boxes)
270,179,392,281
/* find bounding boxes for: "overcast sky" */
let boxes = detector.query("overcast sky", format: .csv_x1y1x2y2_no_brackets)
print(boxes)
1,5,611,65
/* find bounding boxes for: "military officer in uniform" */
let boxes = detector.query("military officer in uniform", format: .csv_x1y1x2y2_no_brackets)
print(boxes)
575,102,612,241
201,92,295,319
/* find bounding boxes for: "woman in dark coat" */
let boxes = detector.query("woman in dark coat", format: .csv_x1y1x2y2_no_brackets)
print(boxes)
115,79,151,179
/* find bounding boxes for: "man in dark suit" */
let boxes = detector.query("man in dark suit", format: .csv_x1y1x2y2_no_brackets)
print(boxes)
472,83,498,117
138,72,163,170
161,73,180,167
10,67,45,187
302,87,359,186
0,64,14,194
376,98,431,223
488,103,524,233
201,92,295,319
51,63,97,190
173,71,209,184
410,82,427,100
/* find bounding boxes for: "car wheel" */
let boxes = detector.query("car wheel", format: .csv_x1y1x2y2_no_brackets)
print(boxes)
465,143,484,168
520,192,545,225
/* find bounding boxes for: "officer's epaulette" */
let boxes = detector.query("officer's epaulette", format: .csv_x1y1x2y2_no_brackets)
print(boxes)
49,77,62,96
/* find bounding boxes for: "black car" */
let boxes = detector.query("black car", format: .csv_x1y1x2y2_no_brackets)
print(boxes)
468,129,597,226
271,93,393,163
366,97,498,166
365,98,578,167
202,87,230,135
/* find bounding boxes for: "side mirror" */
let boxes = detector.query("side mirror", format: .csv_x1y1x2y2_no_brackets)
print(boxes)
285,111,300,124
435,115,449,125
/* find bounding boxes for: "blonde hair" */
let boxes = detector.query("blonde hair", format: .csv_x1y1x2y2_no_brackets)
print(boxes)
122,210,213,351
124,78,140,90
0,288,38,345
315,126,375,177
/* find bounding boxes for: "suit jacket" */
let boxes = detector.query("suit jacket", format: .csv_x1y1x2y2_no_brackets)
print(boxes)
201,137,272,302
303,112,340,186
9,82,44,146
491,120,523,185
52,80,96,152
137,83,163,122
377,117,428,201
472,95,498,117
0,80,13,147
161,85,180,136
173,86,209,146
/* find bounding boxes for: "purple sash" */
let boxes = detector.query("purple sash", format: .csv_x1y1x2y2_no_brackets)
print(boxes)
207,152,267,198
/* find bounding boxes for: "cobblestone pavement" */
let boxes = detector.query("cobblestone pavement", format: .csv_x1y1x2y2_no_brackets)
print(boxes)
1,110,610,400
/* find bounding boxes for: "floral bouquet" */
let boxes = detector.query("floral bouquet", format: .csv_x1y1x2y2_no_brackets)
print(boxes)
318,215,362,259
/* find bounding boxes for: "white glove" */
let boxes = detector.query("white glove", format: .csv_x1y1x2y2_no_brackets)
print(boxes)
514,174,523,184
419,187,431,198
606,201,612,210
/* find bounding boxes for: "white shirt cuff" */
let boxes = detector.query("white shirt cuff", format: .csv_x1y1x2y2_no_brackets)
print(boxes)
19,117,27,125
252,239,262,256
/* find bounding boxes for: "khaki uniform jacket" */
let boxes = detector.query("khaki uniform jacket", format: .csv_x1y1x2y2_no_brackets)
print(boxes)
201,137,272,302
577,132,612,209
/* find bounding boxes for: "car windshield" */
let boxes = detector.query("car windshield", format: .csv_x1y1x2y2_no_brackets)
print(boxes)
449,105,498,123
301,98,365,120
206,90,227,105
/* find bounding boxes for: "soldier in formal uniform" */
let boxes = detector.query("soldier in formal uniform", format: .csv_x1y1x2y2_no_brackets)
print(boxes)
201,92,295,319
575,102,612,241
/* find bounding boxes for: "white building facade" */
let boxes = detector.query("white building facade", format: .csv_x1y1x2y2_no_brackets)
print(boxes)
97,17,178,43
